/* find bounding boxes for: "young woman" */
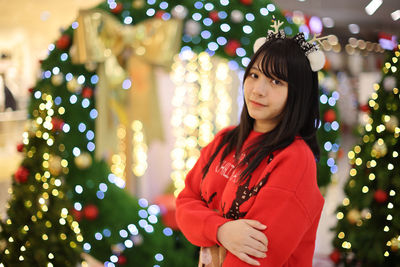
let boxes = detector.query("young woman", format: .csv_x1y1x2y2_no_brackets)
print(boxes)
176,28,325,267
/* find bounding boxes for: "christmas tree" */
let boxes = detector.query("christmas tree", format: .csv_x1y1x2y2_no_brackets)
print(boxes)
0,0,337,266
330,46,400,266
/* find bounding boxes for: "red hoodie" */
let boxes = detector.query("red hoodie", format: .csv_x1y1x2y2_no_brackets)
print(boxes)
176,127,324,266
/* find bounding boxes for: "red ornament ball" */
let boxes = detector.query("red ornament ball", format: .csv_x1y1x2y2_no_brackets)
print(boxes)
71,209,82,222
118,255,127,265
239,0,253,5
224,40,241,57
155,11,165,19
329,249,341,264
374,189,388,203
56,34,71,50
15,166,29,183
83,204,99,220
82,87,94,98
111,3,123,14
17,143,24,152
337,148,344,159
359,104,370,113
154,194,179,230
51,118,64,131
209,11,219,22
323,109,336,123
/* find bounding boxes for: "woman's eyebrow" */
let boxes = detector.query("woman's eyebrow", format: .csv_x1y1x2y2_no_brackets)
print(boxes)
251,66,261,71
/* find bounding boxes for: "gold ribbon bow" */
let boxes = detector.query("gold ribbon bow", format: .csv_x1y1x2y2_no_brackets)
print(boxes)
71,9,182,160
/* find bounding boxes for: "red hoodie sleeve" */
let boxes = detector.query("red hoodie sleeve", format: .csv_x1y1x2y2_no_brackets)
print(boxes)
222,143,324,267
176,129,232,247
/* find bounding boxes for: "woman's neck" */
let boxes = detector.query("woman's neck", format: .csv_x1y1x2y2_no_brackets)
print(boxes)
253,121,277,133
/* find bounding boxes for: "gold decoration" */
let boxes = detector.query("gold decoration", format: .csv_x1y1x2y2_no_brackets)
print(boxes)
71,9,183,161
67,77,82,93
74,152,92,170
132,0,145,9
111,244,125,254
361,208,371,219
51,74,64,86
0,239,6,252
372,139,388,158
49,155,62,176
391,237,399,252
85,62,98,72
347,209,361,224
385,115,399,132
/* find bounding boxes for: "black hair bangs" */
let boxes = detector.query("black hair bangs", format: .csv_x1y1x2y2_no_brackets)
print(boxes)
258,40,289,83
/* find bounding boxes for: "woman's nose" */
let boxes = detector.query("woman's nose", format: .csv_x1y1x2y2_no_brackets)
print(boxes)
252,80,266,96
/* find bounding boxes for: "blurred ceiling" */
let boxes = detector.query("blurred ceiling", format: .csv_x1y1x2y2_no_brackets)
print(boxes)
0,0,398,55
0,0,102,56
274,0,399,42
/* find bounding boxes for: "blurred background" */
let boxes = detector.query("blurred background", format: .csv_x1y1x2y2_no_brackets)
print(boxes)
0,0,399,266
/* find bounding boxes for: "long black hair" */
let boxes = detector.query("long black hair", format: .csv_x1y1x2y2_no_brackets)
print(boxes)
202,36,320,183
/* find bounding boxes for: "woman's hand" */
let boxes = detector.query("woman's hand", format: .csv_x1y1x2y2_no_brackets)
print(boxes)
217,219,268,266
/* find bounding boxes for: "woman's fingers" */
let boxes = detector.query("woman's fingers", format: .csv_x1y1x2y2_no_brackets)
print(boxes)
244,236,268,253
243,219,267,231
237,252,261,266
249,227,269,248
217,219,269,264
243,245,268,259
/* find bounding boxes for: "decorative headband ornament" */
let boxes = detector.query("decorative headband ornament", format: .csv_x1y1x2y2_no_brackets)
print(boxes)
253,17,329,72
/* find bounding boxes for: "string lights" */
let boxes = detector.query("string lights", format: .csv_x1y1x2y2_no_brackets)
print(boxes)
170,50,232,196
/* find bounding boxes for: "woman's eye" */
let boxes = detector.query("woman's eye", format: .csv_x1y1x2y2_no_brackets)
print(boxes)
272,79,281,85
250,73,258,78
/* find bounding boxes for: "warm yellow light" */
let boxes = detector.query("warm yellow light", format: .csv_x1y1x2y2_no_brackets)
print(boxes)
370,160,377,167
369,173,376,180
376,124,385,133
342,241,351,249
349,169,357,176
77,235,84,242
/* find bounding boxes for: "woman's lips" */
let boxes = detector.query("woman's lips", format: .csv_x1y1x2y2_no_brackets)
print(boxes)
250,100,266,107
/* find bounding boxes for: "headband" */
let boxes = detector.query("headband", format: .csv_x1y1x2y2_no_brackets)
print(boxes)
253,18,328,72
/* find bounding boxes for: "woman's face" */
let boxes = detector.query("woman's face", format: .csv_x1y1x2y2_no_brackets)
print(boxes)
244,57,288,133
